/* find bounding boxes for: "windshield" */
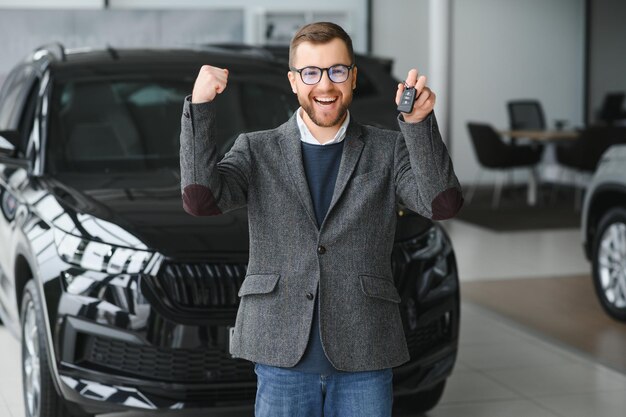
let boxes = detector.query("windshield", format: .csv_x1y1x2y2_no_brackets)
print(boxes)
47,76,297,174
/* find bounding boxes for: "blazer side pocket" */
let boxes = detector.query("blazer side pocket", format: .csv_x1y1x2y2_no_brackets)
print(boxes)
359,274,401,303
238,274,280,297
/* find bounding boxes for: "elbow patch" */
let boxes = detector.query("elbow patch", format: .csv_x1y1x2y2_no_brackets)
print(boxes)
431,188,464,220
182,184,222,216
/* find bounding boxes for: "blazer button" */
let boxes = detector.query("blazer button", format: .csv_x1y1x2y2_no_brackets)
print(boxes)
317,245,326,254
306,292,314,300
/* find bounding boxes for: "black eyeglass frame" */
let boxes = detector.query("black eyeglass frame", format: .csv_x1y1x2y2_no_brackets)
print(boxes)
289,64,355,85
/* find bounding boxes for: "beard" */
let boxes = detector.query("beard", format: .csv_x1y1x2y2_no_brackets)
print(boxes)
299,94,352,128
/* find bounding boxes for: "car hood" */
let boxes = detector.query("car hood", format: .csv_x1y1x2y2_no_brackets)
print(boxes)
35,171,249,259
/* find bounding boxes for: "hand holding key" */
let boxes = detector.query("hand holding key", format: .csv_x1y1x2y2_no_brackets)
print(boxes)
192,65,229,104
395,69,435,123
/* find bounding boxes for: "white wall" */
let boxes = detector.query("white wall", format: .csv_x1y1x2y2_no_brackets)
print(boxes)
371,0,430,81
372,1,455,145
450,0,585,185
588,0,626,122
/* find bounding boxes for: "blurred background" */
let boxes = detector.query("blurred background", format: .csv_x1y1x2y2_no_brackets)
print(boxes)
1,0,624,199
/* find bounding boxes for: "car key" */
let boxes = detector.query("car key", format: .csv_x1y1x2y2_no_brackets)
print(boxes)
397,83,417,113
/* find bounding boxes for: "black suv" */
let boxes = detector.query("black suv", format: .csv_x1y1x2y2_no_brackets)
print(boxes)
0,44,460,416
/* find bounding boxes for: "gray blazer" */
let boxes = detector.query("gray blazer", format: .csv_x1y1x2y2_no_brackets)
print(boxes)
180,98,463,372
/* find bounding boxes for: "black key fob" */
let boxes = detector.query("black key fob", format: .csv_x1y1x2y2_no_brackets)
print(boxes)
397,85,417,113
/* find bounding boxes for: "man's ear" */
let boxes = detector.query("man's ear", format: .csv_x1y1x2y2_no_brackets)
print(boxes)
287,71,297,94
352,66,358,90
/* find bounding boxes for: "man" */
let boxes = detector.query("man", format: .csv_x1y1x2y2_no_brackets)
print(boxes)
180,22,463,417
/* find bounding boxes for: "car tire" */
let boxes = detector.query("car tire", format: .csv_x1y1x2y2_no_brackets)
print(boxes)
393,380,446,414
592,207,626,322
21,280,93,417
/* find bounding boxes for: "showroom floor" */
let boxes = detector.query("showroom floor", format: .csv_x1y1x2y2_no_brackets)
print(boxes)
0,219,625,417
462,275,626,373
440,219,591,281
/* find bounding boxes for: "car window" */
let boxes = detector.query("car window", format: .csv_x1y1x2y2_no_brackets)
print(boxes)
241,82,297,132
214,80,297,156
47,77,296,174
17,80,40,157
354,69,378,98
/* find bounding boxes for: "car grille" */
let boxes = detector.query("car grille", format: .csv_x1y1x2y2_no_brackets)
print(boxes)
82,336,255,383
146,262,247,310
143,384,257,405
405,320,446,359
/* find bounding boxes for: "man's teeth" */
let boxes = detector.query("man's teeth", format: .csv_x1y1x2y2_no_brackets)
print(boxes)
315,97,337,103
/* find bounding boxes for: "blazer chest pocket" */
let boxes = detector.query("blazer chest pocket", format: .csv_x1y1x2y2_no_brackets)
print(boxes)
238,274,280,297
359,274,401,303
351,168,386,184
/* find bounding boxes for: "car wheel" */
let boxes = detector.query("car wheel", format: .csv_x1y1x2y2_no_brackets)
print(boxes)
21,280,93,417
393,380,446,414
592,207,626,322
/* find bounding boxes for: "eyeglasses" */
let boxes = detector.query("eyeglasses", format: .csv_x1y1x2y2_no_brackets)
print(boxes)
290,64,355,85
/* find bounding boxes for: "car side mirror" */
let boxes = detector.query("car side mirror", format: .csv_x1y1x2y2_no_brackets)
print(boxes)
0,130,29,169
0,130,20,157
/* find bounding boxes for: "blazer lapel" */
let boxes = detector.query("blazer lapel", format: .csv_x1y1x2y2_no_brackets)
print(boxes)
278,114,318,228
325,119,364,220
277,112,364,230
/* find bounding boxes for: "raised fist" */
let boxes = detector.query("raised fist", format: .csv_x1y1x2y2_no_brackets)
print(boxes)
191,65,229,104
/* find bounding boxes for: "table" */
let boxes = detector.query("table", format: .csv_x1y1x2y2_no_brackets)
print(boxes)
498,129,579,141
497,130,580,205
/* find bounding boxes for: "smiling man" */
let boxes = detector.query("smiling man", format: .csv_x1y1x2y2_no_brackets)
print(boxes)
287,36,356,141
180,22,463,417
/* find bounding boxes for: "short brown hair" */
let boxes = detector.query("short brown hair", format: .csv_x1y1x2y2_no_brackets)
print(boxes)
289,22,355,68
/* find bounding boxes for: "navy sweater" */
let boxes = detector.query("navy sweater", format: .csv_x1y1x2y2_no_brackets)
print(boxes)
292,140,345,374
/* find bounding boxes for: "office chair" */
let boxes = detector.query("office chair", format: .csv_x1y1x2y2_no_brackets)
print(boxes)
597,92,626,125
467,122,543,208
507,100,546,130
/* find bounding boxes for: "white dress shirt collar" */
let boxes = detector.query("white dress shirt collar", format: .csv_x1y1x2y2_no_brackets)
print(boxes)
296,107,350,146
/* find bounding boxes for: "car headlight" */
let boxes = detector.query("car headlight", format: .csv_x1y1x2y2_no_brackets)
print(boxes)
53,227,157,274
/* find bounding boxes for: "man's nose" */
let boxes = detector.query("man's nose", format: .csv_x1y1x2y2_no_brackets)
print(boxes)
317,70,333,88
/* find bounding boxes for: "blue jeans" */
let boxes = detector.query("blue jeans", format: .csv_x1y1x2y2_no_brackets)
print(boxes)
254,363,393,417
